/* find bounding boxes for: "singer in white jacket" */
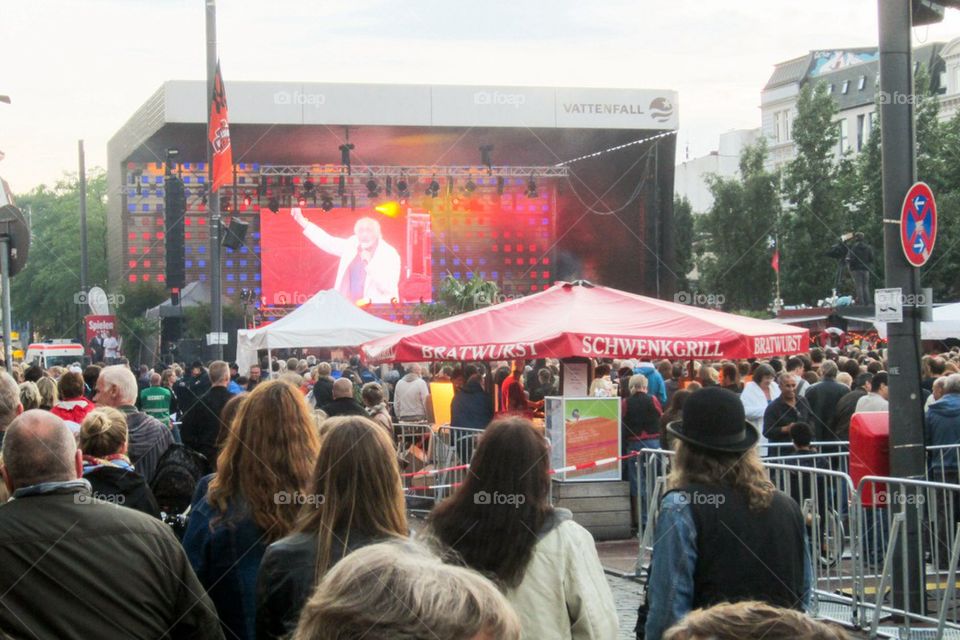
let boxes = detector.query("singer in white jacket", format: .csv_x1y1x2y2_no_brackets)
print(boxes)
291,208,401,303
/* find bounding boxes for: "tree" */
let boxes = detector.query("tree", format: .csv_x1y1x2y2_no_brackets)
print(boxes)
781,81,857,304
11,171,109,338
697,139,780,311
673,196,695,292
115,282,167,367
416,274,502,321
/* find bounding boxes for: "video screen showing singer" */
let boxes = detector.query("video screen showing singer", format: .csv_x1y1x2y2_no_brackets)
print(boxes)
290,207,401,304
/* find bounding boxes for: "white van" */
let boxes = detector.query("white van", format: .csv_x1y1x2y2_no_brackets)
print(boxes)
23,342,85,369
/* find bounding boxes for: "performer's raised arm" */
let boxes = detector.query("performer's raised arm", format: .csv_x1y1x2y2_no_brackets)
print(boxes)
291,207,347,257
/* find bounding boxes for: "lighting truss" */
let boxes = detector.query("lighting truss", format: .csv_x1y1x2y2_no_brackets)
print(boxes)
258,165,569,180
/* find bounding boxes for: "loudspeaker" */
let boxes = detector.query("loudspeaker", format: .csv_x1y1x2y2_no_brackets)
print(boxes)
164,176,186,289
223,218,248,250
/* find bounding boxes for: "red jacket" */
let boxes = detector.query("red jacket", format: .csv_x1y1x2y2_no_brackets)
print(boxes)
51,397,95,429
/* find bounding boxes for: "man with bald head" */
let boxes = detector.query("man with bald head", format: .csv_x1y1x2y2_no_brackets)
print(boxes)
319,377,366,417
762,372,813,443
0,411,223,639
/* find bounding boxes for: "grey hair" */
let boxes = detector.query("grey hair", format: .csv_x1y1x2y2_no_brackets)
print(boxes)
943,373,960,396
18,382,40,413
629,374,649,393
819,360,839,379
99,365,140,405
0,372,21,429
292,540,521,640
208,360,230,385
2,410,77,489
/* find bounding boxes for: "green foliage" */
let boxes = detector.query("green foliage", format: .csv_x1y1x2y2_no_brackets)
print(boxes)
11,171,109,338
183,302,244,340
115,282,167,366
416,274,502,321
697,139,779,310
780,81,857,305
673,196,695,292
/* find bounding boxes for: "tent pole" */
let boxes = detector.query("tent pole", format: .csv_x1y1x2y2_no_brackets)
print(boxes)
267,346,272,380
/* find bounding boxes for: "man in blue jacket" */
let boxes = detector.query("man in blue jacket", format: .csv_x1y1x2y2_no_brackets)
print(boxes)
634,360,667,407
925,373,960,568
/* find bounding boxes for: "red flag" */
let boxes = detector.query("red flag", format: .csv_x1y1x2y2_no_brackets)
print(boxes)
771,250,780,273
208,62,233,193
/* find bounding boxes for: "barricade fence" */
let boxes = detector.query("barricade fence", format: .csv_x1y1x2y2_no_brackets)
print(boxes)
634,445,960,638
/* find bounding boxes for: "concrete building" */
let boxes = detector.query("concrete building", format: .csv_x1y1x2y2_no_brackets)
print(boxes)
760,39,960,173
674,128,761,215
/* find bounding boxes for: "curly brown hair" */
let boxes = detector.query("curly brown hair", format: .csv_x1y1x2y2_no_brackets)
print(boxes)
668,441,775,511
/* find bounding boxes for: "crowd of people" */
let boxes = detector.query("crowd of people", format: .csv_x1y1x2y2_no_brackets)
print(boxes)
3,343,957,638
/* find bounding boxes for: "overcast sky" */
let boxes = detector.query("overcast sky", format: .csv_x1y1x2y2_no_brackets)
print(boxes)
2,0,960,192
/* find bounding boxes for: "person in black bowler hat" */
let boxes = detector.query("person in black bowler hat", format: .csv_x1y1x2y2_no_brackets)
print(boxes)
642,387,811,640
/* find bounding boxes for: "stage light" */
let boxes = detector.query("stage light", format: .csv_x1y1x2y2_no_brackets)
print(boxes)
497,176,505,195
397,176,410,197
480,144,494,174
267,197,280,213
525,175,538,199
426,177,440,197
366,178,380,198
375,201,400,218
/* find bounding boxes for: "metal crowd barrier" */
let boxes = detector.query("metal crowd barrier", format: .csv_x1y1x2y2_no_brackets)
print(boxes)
396,423,485,511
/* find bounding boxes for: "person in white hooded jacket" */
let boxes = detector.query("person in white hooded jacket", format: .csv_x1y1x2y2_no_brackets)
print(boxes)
740,363,780,451
427,417,618,640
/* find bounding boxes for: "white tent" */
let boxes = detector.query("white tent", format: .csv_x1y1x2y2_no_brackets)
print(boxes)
876,302,960,341
236,290,407,373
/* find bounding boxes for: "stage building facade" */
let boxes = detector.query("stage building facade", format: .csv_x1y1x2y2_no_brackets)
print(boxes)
107,82,678,323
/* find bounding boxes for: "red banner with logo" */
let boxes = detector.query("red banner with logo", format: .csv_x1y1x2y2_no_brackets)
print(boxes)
208,62,233,193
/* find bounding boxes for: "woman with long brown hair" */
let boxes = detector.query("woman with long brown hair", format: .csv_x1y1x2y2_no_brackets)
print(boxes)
255,415,407,639
644,387,810,640
182,380,320,640
427,417,617,639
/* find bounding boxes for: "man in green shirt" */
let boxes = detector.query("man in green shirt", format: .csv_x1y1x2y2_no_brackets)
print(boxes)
139,372,173,429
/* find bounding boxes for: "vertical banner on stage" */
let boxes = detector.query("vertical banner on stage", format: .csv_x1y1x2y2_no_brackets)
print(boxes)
84,315,121,363
546,396,621,482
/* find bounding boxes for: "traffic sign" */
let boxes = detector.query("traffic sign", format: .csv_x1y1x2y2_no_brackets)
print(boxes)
900,182,937,267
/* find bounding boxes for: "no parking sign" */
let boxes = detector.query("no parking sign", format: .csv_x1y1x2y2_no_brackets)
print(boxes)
900,182,937,267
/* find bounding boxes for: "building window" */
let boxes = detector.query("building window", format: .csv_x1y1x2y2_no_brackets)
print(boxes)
774,109,792,143
857,114,866,151
827,84,834,94
838,119,849,154
842,80,850,94
859,75,866,90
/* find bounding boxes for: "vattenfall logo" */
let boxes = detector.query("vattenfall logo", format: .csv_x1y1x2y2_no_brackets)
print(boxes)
560,97,674,122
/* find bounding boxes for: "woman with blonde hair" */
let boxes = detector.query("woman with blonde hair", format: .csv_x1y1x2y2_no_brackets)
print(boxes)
36,376,58,411
18,382,40,412
256,415,408,639
79,407,159,517
292,540,521,640
644,387,810,640
183,380,320,640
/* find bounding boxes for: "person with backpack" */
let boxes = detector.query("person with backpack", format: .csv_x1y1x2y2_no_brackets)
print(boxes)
79,407,160,518
182,380,320,640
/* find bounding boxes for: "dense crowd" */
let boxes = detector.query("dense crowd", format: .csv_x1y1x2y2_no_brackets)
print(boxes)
1,344,957,638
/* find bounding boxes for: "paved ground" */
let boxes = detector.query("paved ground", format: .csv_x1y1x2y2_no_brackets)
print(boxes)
606,572,641,639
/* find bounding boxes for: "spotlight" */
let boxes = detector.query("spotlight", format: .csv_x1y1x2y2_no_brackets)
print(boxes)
480,144,494,174
525,175,538,199
366,177,380,198
396,175,410,197
426,178,440,198
464,176,476,194
267,197,280,213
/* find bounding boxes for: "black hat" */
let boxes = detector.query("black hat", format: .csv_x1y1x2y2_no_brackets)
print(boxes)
667,387,758,453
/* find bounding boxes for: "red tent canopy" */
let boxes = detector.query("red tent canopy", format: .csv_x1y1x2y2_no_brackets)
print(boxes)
362,281,809,363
